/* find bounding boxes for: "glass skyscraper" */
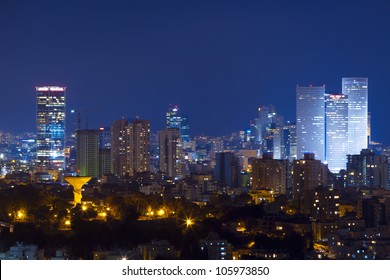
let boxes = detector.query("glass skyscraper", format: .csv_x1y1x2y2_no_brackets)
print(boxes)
342,78,368,155
36,86,66,171
166,105,190,143
325,94,348,173
296,85,325,161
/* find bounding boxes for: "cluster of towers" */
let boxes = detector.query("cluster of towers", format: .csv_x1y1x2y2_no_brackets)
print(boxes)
35,86,188,180
296,77,368,173
34,78,370,181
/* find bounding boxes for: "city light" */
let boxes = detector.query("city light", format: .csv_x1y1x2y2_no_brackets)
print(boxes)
186,218,193,227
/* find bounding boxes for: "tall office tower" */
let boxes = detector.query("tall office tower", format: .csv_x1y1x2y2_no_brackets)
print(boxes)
292,153,328,201
98,126,112,177
76,129,99,178
254,105,276,145
325,94,348,173
251,153,288,194
132,119,150,173
166,105,190,143
214,152,240,188
368,112,371,144
159,128,182,179
342,78,368,155
166,105,181,128
283,122,297,161
99,148,111,177
111,119,132,177
296,85,325,161
180,115,190,143
347,149,388,188
36,86,66,172
98,127,111,149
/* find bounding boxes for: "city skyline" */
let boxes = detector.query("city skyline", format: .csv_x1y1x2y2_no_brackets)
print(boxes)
1,0,390,145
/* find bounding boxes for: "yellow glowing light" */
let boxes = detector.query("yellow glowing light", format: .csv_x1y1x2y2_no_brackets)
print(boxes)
106,207,110,211
65,220,71,226
158,209,165,216
100,212,107,217
17,211,24,219
186,218,193,227
82,205,87,211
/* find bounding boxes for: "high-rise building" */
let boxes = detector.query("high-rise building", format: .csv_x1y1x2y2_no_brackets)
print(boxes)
342,78,368,155
251,153,288,194
98,127,111,177
347,149,388,188
296,85,325,161
111,119,150,177
76,129,99,178
36,86,66,172
166,105,190,143
98,127,111,149
159,128,182,179
166,105,181,129
111,119,132,177
292,153,328,202
132,119,151,173
283,122,297,161
325,94,348,173
214,152,240,188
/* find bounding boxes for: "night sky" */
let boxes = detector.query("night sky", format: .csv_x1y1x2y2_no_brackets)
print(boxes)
1,0,390,144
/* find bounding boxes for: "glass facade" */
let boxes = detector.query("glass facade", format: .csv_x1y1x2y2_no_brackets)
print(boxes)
342,78,368,155
166,105,190,143
296,86,325,161
325,94,348,173
36,86,66,171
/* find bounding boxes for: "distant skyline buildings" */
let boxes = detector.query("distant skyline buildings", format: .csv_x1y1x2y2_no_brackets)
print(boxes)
325,93,348,173
342,78,369,155
295,78,369,173
296,85,326,162
166,105,190,143
36,86,66,172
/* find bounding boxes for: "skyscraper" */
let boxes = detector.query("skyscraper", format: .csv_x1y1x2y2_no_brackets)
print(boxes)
111,119,132,177
159,128,181,179
166,105,190,143
132,119,151,173
325,94,348,173
76,129,99,178
111,119,151,177
36,86,66,172
214,152,240,188
296,85,325,161
342,78,368,155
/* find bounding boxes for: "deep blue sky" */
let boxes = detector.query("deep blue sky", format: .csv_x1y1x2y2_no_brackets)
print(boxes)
1,0,390,144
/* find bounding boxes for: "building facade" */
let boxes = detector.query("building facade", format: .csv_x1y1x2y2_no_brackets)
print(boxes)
347,149,388,188
251,153,288,194
342,78,368,155
159,128,182,179
36,86,66,172
296,86,325,162
76,129,99,178
325,93,348,173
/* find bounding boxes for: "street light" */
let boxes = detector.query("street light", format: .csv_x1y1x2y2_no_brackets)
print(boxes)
186,218,193,227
